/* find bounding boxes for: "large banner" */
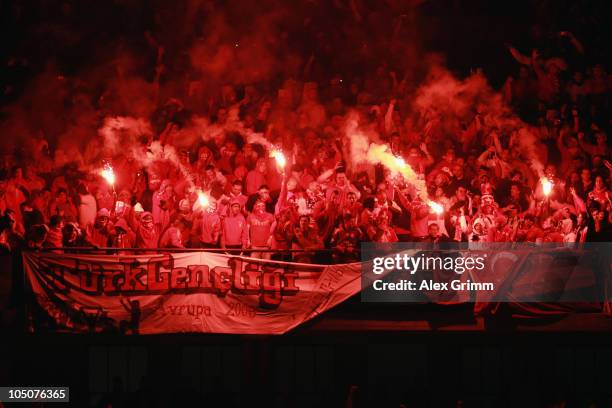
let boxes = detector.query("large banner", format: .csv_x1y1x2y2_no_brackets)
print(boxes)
23,251,361,335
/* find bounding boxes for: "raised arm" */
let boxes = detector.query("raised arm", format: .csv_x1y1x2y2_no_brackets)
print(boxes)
275,177,289,214
556,131,568,154
560,31,584,54
507,45,532,66
477,146,496,166
419,143,434,168
569,187,587,213
491,131,502,154
393,187,411,212
317,169,335,183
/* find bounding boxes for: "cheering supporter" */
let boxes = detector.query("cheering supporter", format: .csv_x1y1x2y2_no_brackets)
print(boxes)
62,222,84,248
111,218,135,249
43,215,64,248
221,180,248,215
134,211,160,249
85,209,113,248
330,212,364,263
76,183,97,228
221,200,248,251
158,218,187,249
247,200,276,259
48,188,78,222
246,159,268,195
0,16,609,263
292,215,323,263
195,200,221,248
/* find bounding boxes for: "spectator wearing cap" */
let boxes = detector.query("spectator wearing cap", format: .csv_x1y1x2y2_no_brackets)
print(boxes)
129,202,145,231
221,200,248,251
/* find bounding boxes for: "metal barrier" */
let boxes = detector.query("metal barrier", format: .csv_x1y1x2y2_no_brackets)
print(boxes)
38,247,335,254
34,247,345,266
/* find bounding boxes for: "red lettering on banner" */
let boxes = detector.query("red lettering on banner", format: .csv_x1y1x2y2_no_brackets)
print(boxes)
229,259,260,294
187,264,211,290
36,253,309,308
76,260,102,294
261,271,282,308
211,266,232,296
47,265,69,293
147,255,173,291
171,267,189,289
103,267,123,293
283,272,299,295
244,265,262,293
118,259,147,292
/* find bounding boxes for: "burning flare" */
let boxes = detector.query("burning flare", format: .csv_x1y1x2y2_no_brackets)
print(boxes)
100,164,116,186
270,147,287,169
197,190,210,209
540,177,553,197
365,143,427,198
394,155,407,168
428,201,444,215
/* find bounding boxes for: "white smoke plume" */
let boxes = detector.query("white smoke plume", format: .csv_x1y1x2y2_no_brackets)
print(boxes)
98,116,153,157
512,127,546,177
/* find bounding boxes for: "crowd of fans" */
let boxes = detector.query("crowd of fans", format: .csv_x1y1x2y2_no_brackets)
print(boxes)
0,32,610,264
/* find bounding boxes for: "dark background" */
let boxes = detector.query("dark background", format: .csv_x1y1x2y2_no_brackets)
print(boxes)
1,0,610,100
3,331,612,407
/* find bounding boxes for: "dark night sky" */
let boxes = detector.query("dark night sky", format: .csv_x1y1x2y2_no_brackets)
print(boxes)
1,0,609,98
